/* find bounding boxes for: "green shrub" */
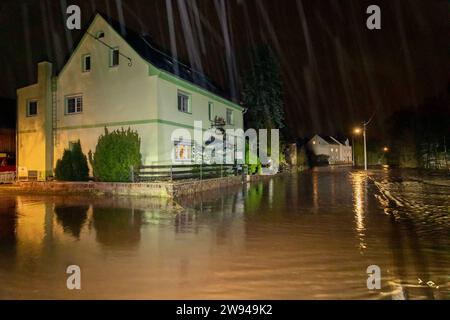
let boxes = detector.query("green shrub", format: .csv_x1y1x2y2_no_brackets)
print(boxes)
245,142,261,175
55,140,89,181
89,127,141,182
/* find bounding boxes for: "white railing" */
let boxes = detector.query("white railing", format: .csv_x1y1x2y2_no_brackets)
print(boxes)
0,171,15,184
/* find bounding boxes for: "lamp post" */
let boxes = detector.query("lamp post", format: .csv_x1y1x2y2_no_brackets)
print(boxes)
352,128,361,167
363,122,367,170
353,113,374,171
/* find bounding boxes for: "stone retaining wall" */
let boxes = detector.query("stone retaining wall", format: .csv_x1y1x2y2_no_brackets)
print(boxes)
12,174,276,198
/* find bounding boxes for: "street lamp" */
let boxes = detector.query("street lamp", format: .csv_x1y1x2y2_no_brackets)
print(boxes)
353,113,375,171
383,147,389,153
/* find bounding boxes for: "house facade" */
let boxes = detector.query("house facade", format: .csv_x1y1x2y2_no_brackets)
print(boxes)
307,134,352,165
17,14,244,180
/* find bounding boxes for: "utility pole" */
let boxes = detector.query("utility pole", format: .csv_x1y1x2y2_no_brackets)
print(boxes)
363,122,367,170
361,113,375,171
352,135,355,166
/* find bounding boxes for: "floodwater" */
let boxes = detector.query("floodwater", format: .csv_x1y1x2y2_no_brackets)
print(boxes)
0,167,449,299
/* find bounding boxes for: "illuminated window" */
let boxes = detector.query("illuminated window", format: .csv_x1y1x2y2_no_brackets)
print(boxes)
174,140,192,161
313,141,316,145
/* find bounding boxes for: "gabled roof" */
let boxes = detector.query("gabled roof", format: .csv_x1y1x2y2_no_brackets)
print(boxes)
321,136,339,145
328,136,343,145
105,16,229,97
61,13,235,104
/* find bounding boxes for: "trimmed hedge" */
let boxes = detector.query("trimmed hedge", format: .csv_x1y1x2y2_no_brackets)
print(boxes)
55,140,89,181
89,127,141,182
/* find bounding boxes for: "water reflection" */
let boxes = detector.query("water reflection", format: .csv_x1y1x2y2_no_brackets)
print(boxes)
0,168,449,299
93,207,143,249
351,172,367,251
54,205,89,239
0,198,17,268
0,198,16,246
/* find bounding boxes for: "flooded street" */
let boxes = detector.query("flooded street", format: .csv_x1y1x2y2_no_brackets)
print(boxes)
0,167,449,300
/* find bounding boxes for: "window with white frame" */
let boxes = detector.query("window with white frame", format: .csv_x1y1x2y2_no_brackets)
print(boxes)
27,100,38,117
208,102,214,121
177,91,191,113
110,48,119,67
66,96,83,114
226,108,234,125
174,139,192,161
82,54,91,72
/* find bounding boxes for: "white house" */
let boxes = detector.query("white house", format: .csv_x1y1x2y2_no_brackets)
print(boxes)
16,14,244,180
307,134,352,164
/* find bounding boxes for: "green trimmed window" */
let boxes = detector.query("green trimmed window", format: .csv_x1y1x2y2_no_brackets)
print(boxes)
177,91,191,113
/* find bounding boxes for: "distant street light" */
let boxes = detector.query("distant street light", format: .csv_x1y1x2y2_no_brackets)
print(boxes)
353,113,375,171
383,147,389,152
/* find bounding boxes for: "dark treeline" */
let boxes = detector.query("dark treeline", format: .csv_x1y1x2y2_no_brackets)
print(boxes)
384,89,449,169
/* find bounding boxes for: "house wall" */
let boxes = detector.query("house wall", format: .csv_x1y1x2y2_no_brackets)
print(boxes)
340,145,352,163
308,135,330,157
329,145,340,163
16,62,53,179
55,15,159,169
17,14,245,177
308,135,353,164
155,73,244,164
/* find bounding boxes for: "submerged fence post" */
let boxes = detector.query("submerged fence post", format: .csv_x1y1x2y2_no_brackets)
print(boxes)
200,164,203,180
130,165,134,183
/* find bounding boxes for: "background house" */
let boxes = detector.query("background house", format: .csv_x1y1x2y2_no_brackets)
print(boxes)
16,14,244,180
307,134,352,165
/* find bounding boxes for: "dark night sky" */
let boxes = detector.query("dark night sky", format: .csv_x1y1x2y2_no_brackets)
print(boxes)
0,0,448,139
